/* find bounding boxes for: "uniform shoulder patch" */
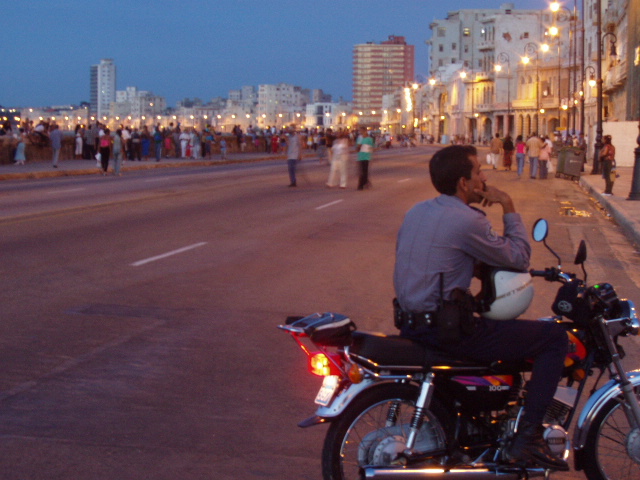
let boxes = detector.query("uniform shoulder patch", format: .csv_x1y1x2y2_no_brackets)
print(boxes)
486,224,499,242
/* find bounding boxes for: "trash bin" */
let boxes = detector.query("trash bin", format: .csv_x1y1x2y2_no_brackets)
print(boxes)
556,147,584,180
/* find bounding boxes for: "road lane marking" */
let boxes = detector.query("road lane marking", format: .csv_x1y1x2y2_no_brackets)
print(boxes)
315,199,344,210
398,178,411,183
47,188,86,194
131,242,207,267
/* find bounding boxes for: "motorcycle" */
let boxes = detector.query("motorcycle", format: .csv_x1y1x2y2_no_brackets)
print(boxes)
278,219,640,480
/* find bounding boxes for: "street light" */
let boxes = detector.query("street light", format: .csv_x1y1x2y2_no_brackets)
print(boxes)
495,52,511,136
592,0,618,175
522,42,541,134
550,1,577,135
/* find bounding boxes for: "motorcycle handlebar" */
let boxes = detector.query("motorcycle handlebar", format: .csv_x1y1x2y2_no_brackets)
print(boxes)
530,268,575,283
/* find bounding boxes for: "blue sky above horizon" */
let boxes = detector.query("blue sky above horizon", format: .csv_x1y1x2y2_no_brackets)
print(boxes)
0,0,555,108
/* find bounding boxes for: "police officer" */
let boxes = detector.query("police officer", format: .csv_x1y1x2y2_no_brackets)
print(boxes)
393,145,569,471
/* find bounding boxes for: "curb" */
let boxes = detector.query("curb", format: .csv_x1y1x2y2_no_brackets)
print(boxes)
579,176,640,249
0,155,290,182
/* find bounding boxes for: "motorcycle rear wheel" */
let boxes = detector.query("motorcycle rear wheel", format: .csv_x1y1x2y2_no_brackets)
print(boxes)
582,393,640,480
321,383,449,480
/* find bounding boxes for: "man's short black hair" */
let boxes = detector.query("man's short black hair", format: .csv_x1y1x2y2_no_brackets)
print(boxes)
429,145,477,195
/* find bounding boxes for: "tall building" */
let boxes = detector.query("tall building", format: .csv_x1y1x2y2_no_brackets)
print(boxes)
90,59,116,118
353,35,415,126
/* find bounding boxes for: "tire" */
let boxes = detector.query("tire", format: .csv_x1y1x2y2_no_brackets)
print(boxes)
321,383,449,480
582,393,640,480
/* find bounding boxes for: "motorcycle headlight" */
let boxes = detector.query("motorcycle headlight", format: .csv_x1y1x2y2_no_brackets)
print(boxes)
619,300,640,336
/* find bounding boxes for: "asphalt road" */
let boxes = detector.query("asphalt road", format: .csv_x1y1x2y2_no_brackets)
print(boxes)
1,146,639,479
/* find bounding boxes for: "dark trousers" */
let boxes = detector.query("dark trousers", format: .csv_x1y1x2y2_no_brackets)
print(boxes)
357,160,370,189
99,147,110,172
402,317,568,425
602,159,614,194
287,159,297,185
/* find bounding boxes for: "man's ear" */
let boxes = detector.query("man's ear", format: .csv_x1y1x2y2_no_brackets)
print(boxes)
456,176,467,193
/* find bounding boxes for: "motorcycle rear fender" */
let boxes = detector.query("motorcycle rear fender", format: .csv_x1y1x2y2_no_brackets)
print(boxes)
573,369,640,452
313,378,395,420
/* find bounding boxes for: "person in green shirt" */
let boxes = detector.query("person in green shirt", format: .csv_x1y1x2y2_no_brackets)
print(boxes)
356,127,374,190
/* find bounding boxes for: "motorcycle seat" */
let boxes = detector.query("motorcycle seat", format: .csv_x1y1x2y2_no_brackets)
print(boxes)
349,331,520,374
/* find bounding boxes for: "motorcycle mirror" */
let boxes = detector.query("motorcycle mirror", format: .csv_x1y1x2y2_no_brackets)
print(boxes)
532,219,549,242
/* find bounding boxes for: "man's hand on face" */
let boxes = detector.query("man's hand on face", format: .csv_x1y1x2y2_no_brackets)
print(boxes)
474,184,516,214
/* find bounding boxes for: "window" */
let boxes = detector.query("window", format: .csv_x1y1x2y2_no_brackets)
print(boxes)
439,44,444,52
463,28,471,37
452,43,457,50
438,27,446,37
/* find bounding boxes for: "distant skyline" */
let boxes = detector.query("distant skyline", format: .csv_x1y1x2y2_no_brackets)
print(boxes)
1,0,554,108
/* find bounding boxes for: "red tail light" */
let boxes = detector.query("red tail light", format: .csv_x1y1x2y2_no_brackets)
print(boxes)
308,352,343,377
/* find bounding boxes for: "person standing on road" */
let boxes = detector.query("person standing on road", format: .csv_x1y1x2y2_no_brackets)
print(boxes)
525,133,543,179
326,131,349,188
286,128,302,187
393,145,569,472
600,135,616,196
515,135,526,178
356,127,374,190
489,133,502,169
50,124,63,168
502,134,514,171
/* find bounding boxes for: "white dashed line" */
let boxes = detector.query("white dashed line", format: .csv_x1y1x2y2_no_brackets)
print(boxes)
131,242,207,267
398,178,411,183
47,188,86,194
315,199,344,210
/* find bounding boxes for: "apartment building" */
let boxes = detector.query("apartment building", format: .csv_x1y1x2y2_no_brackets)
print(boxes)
353,35,415,127
90,59,116,119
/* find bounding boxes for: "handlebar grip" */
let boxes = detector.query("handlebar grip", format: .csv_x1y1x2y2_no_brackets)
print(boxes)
529,268,559,281
529,269,549,277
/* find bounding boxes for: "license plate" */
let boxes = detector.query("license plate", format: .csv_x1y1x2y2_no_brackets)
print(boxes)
314,375,339,406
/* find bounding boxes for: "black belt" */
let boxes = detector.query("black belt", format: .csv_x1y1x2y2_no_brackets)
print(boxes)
393,299,437,330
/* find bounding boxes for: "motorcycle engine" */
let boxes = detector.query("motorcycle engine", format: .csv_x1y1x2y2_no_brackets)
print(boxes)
542,424,570,458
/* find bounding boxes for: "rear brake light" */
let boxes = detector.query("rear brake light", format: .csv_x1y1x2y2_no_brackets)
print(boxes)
308,352,342,377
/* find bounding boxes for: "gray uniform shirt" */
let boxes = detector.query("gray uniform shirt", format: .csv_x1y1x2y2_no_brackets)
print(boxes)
393,194,531,313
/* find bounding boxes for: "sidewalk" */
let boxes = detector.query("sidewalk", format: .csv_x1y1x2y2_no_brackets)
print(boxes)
3,149,640,250
0,151,288,181
579,165,640,249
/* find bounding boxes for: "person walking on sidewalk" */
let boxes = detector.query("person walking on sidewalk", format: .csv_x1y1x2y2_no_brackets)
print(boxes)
601,135,616,195
99,128,112,175
50,124,63,168
112,129,124,176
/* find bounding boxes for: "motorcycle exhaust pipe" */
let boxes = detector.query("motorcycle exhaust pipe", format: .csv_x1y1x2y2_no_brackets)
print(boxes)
362,466,547,480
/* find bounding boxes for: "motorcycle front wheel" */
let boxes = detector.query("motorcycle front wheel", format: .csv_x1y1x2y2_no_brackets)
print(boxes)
321,383,449,480
582,393,640,480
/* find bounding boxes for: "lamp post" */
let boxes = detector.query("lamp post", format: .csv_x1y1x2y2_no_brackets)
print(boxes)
580,65,596,136
550,2,576,135
429,71,445,142
495,52,511,137
592,0,618,174
523,43,541,134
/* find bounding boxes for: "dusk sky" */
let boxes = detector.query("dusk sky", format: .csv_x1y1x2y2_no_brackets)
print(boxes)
1,0,554,108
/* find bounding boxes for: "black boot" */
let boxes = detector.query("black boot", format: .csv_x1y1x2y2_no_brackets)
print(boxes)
506,420,569,471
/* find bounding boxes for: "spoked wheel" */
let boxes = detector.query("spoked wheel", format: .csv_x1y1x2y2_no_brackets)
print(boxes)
582,394,640,480
321,383,448,480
